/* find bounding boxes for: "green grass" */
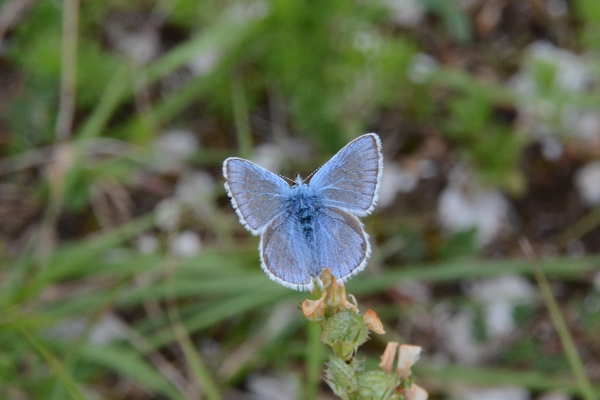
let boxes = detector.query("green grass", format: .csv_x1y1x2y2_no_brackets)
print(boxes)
2,0,600,398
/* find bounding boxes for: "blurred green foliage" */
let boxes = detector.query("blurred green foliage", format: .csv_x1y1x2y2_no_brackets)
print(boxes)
1,0,600,399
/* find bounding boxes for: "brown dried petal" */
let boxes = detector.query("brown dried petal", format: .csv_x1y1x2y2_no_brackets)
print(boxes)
378,342,399,373
363,309,385,334
405,383,428,400
321,268,333,288
396,344,422,378
301,292,327,319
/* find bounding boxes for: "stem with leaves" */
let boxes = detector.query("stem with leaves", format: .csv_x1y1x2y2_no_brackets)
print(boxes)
301,269,428,400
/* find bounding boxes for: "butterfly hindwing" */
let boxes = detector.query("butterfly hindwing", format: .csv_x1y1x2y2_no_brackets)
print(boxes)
260,212,314,290
313,206,371,283
223,157,290,234
309,133,383,216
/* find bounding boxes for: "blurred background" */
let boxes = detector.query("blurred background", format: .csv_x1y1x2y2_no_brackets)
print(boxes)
1,0,600,399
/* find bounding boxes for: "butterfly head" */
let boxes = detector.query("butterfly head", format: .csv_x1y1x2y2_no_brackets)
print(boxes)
292,173,306,187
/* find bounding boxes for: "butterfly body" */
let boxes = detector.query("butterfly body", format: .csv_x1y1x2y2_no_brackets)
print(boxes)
223,133,383,291
289,179,320,238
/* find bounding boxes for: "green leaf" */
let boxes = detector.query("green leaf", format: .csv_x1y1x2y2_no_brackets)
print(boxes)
357,370,398,400
321,310,369,360
79,343,185,400
325,356,358,398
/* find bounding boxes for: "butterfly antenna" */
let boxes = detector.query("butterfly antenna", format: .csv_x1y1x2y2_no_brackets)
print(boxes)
305,167,320,182
280,174,295,184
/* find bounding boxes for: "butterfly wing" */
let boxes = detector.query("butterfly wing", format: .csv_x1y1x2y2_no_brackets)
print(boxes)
309,133,383,216
260,212,315,290
223,157,290,234
313,206,371,283
260,204,370,291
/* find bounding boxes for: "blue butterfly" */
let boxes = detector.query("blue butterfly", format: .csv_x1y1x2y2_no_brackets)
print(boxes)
223,133,383,291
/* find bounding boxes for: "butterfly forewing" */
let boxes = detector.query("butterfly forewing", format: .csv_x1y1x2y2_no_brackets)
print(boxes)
223,157,290,234
309,133,383,216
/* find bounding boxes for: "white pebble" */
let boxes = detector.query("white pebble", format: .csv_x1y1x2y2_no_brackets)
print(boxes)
575,161,600,206
188,50,222,76
155,198,181,232
439,308,481,364
105,19,159,65
456,386,529,400
175,171,215,204
169,230,201,258
378,162,418,207
438,173,511,246
408,53,438,83
89,314,128,345
155,129,199,160
469,275,537,338
247,373,298,400
593,271,600,290
385,0,426,27
252,143,284,175
136,234,159,254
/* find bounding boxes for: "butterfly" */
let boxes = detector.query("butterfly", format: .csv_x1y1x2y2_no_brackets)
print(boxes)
223,133,383,291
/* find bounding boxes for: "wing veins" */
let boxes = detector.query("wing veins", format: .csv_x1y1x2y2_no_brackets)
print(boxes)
233,192,284,210
229,187,287,197
318,210,360,270
239,201,285,223
234,194,287,224
313,169,380,192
